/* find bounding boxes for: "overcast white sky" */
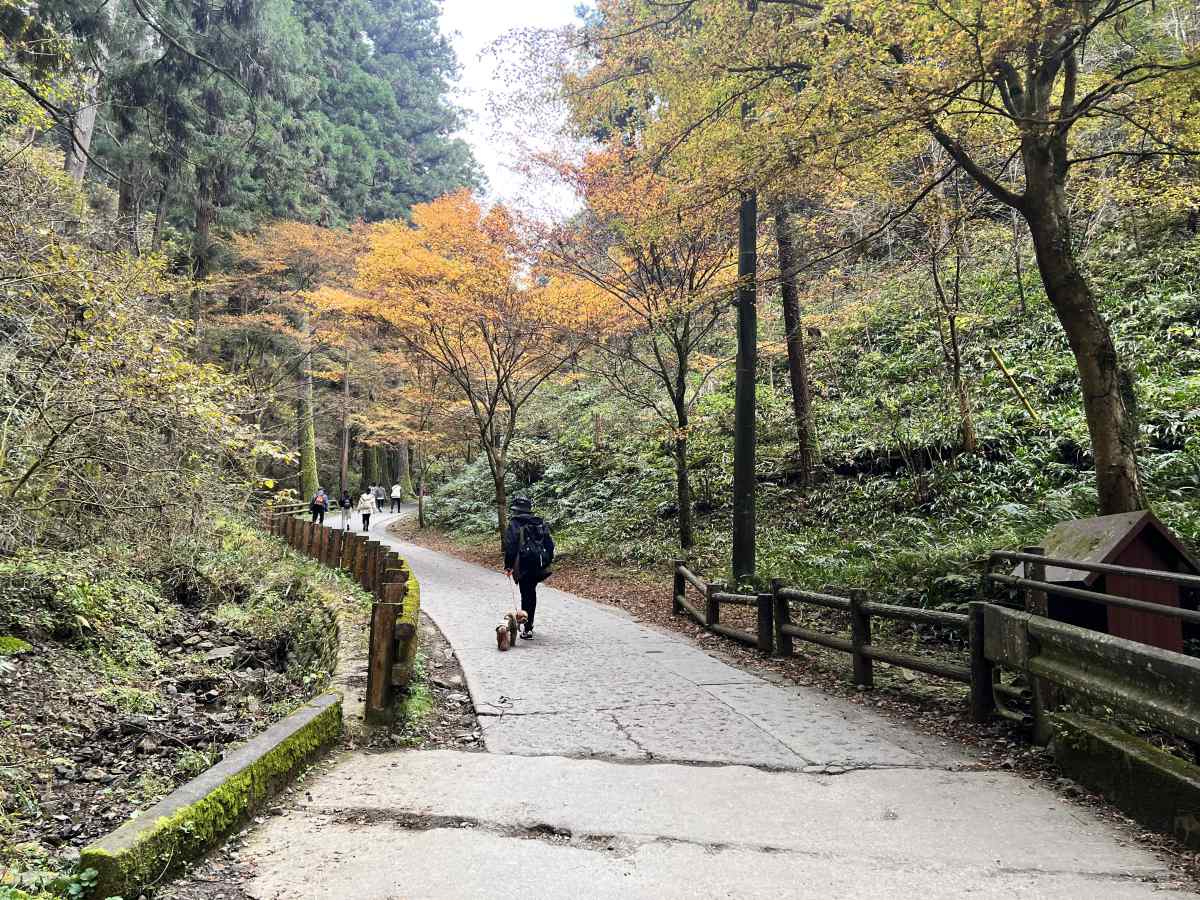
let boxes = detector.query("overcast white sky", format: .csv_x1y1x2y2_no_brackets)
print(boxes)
439,0,584,212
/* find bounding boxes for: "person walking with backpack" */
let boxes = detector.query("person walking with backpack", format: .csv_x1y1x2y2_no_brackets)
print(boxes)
357,489,375,532
503,496,554,640
310,488,328,524
339,490,352,530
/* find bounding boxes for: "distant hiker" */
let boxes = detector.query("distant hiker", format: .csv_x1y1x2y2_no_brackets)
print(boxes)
503,496,554,640
339,490,352,529
373,483,387,512
391,482,403,513
310,488,328,524
358,490,375,532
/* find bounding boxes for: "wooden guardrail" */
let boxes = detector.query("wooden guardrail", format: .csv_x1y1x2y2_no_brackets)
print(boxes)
772,583,972,688
261,507,418,724
672,560,772,651
672,561,976,698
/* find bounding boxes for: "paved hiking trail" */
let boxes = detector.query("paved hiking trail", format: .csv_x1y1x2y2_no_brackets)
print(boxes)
222,512,1189,898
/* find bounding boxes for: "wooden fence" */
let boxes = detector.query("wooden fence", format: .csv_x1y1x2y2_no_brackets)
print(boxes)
262,506,418,724
672,560,773,651
672,561,980,708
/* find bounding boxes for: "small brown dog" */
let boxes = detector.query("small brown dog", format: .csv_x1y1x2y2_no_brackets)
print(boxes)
498,611,529,651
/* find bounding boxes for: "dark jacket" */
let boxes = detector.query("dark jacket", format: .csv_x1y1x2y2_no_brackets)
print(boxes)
503,512,555,581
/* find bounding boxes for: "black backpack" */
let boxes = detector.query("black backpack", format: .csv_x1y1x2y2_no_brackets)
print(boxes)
516,520,551,578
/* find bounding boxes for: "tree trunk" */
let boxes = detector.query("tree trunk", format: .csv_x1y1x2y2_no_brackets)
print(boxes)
1023,144,1143,514
117,166,143,253
673,407,694,551
946,313,978,453
398,441,414,497
373,446,387,492
190,168,215,333
1011,208,1028,316
416,443,427,528
775,208,813,490
339,349,350,498
361,444,377,492
152,182,168,252
295,312,319,503
64,72,101,182
491,455,508,537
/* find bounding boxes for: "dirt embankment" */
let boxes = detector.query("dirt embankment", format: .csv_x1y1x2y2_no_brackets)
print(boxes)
0,526,368,888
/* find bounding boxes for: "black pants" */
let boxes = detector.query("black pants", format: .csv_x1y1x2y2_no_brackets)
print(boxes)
391,497,401,512
311,506,325,524
518,577,538,630
361,512,371,531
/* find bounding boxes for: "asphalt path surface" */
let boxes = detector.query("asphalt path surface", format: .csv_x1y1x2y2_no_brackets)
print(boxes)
225,511,1190,898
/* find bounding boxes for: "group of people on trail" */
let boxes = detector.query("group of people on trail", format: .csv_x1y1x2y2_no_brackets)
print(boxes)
309,483,406,531
502,496,554,640
314,485,556,641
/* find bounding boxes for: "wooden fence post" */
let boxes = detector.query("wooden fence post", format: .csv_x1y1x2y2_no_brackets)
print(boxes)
771,580,793,657
968,601,995,723
756,592,773,653
365,585,398,724
352,536,367,585
322,527,337,567
849,589,873,688
706,581,722,628
362,541,380,592
1023,545,1053,744
672,560,685,616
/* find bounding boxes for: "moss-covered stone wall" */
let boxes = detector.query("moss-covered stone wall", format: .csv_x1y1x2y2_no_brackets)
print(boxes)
80,694,342,899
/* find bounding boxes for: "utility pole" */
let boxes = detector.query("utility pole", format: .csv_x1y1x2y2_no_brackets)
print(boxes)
733,0,760,585
732,183,758,584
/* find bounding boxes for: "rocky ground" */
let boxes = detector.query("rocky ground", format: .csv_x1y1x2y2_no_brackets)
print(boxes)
1,618,301,866
387,518,1200,886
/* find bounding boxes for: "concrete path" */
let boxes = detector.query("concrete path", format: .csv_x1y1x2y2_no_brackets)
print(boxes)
232,512,1190,898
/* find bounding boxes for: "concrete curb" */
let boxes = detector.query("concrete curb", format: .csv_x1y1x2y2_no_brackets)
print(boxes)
80,692,343,898
1051,711,1200,849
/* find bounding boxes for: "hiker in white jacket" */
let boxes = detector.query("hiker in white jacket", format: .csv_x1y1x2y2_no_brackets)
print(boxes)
358,491,375,532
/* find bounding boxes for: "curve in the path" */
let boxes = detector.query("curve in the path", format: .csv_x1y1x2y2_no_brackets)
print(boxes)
370,514,962,771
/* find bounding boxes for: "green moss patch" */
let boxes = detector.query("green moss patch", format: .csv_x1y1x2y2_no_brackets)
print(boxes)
395,568,422,687
80,693,342,898
0,636,31,657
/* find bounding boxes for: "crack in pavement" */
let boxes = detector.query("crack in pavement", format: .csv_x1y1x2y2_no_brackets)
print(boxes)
287,806,1173,885
609,711,655,761
474,699,684,718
